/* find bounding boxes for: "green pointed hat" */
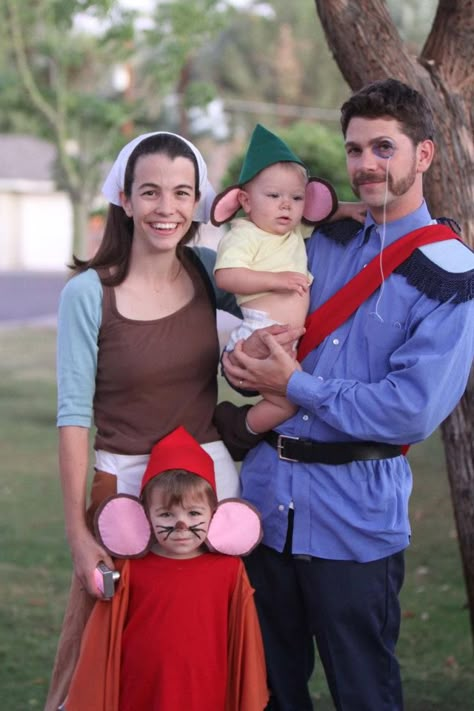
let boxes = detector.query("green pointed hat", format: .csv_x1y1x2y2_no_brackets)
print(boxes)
211,123,338,227
238,124,305,184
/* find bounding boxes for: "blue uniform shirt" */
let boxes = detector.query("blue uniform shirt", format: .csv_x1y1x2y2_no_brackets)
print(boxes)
240,203,474,562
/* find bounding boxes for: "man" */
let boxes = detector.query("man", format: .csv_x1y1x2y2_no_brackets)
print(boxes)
219,79,474,710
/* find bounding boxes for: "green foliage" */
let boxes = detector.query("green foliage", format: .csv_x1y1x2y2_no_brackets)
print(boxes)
221,121,354,201
279,123,353,200
184,81,217,109
193,0,439,140
0,0,236,254
143,0,234,87
0,0,141,254
7,4,143,254
195,0,350,134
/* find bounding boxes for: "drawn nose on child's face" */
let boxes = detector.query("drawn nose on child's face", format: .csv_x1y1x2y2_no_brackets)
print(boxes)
175,520,188,531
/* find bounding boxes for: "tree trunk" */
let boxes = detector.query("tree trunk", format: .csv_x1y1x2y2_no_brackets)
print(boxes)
177,59,192,137
314,0,474,646
71,195,91,261
441,369,474,628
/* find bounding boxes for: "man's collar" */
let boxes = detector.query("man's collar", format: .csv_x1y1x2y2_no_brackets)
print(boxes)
362,201,432,245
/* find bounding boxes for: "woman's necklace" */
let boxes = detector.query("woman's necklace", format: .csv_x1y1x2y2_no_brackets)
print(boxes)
152,260,182,293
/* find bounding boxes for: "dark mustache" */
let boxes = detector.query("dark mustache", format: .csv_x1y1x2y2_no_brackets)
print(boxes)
353,172,387,186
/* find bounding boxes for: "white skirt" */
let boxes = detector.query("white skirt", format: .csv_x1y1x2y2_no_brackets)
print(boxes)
94,439,240,501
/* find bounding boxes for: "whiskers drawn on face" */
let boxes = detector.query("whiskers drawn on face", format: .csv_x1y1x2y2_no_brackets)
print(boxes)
155,521,207,540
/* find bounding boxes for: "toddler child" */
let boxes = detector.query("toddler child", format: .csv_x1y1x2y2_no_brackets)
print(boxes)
62,426,268,711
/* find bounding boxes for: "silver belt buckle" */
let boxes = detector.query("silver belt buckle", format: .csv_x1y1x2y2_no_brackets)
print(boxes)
277,434,300,462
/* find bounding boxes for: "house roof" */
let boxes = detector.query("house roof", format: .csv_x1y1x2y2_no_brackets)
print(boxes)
0,134,56,181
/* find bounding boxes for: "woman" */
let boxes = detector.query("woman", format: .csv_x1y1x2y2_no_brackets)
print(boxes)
46,132,241,711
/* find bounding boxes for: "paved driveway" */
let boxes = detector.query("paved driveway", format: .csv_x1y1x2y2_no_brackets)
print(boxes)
0,271,67,324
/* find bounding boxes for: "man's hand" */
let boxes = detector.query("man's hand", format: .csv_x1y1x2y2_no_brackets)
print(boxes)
223,331,301,395
238,323,305,361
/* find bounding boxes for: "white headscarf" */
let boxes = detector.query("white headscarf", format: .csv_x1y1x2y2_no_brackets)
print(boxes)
101,131,216,223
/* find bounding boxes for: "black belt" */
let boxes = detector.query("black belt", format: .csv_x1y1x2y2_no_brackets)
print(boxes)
264,431,402,464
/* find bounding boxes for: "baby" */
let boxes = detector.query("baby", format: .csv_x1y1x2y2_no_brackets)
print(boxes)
213,123,363,434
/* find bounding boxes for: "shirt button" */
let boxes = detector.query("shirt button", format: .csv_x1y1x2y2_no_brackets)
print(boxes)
333,338,340,345
302,414,309,421
278,504,285,512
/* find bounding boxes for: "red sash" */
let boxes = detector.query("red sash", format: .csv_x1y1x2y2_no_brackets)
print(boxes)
297,224,458,361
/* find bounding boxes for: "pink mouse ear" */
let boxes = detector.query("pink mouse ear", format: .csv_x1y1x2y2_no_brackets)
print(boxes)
211,186,242,226
94,494,153,558
303,177,338,224
206,499,263,556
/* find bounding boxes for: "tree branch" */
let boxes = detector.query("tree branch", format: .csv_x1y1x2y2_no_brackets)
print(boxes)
5,0,57,128
5,0,80,195
421,0,474,95
314,0,416,91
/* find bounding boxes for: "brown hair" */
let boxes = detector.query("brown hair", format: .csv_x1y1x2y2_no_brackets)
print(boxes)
71,133,201,286
143,469,218,513
340,78,435,145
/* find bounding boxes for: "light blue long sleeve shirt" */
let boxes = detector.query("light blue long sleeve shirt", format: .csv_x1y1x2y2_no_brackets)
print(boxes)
240,203,474,562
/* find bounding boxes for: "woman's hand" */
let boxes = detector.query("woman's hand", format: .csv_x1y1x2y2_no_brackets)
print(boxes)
70,529,115,599
59,426,116,598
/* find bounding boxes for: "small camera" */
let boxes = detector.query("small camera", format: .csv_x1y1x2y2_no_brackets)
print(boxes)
95,562,120,599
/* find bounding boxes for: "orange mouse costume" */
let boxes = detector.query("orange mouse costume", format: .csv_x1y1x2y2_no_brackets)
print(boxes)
62,427,268,711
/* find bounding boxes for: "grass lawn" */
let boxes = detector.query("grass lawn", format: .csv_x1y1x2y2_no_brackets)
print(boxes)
0,326,472,710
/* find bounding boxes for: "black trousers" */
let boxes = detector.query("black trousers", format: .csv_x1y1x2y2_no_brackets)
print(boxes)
245,521,405,711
